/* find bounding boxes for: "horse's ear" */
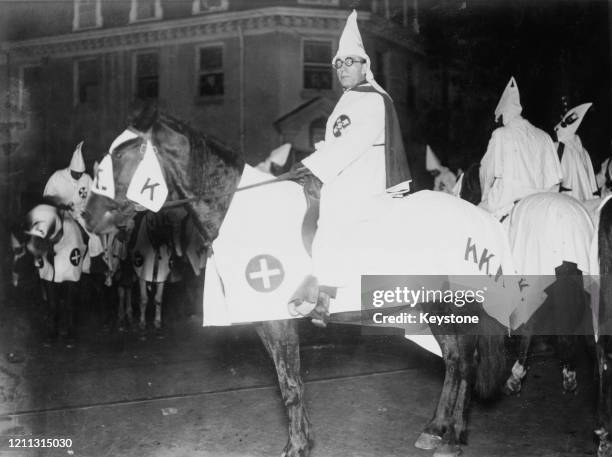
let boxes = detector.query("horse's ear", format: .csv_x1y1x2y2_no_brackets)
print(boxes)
127,99,158,133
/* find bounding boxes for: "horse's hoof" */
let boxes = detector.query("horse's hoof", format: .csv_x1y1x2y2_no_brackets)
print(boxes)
414,432,442,450
433,444,463,457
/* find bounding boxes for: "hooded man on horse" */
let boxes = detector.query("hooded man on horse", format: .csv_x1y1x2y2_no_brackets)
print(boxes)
290,10,412,324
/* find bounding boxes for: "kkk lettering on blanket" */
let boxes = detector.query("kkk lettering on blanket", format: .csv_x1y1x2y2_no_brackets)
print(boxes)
203,171,524,335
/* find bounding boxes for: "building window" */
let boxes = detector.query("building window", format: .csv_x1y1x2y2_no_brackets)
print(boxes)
198,46,224,97
135,52,159,100
73,0,102,31
129,0,163,23
297,0,339,5
303,40,332,91
20,66,42,111
192,0,229,14
75,59,101,106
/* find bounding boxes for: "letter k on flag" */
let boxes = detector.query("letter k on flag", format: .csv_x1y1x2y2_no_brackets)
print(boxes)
126,140,169,212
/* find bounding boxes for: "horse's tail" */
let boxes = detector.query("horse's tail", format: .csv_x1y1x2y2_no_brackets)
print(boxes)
474,317,506,399
599,198,612,326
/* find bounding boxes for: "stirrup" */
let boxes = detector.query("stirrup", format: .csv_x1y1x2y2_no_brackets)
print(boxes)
288,275,319,317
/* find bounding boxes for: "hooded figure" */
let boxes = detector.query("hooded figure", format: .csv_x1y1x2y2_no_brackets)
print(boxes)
426,145,457,194
554,103,597,201
479,77,562,219
44,141,103,257
297,9,412,296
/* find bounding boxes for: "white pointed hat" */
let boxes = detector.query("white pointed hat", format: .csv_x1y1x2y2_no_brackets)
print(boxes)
494,77,522,125
334,10,387,94
554,102,592,143
24,204,61,239
69,141,86,172
425,145,442,171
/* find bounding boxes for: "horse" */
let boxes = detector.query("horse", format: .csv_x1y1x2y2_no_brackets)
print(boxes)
83,108,538,457
456,163,595,395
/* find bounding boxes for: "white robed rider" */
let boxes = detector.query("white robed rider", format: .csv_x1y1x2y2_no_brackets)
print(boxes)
289,10,412,325
426,145,458,194
43,141,103,258
554,102,598,201
479,77,563,220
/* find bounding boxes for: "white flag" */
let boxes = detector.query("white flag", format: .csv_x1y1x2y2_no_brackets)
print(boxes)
90,154,115,199
126,141,168,212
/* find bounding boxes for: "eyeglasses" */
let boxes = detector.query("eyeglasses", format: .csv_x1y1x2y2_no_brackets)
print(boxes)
333,57,366,69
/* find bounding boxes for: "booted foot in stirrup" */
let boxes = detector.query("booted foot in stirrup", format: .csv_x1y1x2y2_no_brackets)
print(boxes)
288,276,333,328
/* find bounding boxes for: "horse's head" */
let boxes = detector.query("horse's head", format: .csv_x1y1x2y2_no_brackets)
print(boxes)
456,163,482,206
23,204,60,259
83,105,173,234
84,105,244,243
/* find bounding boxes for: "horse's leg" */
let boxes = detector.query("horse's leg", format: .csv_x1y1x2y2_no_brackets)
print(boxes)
125,285,133,326
551,262,587,394
117,285,126,331
153,281,164,330
256,320,312,457
415,333,463,453
138,279,148,330
449,334,478,448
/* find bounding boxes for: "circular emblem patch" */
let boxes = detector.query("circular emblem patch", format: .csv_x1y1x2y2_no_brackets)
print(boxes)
35,257,44,269
78,187,88,199
133,251,144,268
333,114,351,137
245,254,284,292
69,248,81,266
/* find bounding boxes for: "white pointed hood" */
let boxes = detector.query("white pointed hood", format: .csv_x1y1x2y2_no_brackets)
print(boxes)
333,10,387,95
425,145,442,171
554,102,592,143
69,141,86,172
24,204,61,240
494,77,522,125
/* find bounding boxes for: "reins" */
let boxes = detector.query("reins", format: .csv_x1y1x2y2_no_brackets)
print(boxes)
161,169,302,209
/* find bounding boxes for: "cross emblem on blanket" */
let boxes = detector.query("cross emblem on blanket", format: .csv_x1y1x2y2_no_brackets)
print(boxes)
245,254,284,292
69,248,81,266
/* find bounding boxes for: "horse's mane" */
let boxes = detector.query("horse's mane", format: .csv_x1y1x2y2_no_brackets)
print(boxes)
130,105,243,168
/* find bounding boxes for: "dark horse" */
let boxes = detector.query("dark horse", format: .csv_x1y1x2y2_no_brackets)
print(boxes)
84,108,518,457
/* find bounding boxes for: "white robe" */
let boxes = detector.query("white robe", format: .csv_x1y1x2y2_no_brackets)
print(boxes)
479,116,562,219
302,86,386,286
557,134,598,201
35,214,87,283
44,168,104,257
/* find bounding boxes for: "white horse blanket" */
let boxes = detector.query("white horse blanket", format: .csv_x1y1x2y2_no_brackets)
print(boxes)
506,192,594,327
203,166,526,356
